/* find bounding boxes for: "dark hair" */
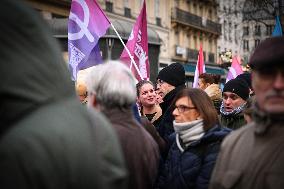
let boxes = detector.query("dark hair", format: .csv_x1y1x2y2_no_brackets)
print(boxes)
136,80,154,97
211,74,221,84
198,73,214,84
173,88,219,130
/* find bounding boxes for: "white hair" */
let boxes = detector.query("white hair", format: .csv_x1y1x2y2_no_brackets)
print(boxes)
86,60,136,109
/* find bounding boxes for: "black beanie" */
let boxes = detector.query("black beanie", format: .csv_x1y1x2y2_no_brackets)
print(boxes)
236,72,252,89
223,78,250,100
157,63,185,87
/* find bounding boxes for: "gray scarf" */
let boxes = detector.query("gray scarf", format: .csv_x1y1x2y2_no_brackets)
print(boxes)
173,119,205,152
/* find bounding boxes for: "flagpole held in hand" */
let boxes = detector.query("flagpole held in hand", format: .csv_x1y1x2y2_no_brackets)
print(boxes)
110,23,143,80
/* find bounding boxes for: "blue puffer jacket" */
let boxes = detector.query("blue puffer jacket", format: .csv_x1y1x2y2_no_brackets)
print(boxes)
156,125,231,189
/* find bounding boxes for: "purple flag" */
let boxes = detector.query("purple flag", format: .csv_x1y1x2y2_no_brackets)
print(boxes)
120,0,149,81
68,0,110,80
226,56,243,83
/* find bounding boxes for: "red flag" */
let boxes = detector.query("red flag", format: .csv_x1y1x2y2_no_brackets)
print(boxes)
193,44,205,88
120,0,149,81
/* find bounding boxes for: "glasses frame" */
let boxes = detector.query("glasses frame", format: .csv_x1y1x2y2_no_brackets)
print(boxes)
174,105,196,113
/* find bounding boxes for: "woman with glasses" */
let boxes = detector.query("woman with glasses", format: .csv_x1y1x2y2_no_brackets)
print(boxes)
156,88,231,189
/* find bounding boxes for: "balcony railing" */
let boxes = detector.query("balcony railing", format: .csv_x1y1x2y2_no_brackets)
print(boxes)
172,8,221,35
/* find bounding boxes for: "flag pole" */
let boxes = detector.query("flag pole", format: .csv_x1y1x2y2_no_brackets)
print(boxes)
110,23,143,80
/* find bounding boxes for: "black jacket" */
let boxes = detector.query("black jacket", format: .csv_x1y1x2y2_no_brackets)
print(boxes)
156,85,186,141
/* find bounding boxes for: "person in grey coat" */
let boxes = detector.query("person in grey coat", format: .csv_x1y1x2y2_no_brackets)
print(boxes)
210,37,284,189
0,1,127,188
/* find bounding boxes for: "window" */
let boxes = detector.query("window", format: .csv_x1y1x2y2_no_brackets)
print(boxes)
175,31,179,45
199,5,203,17
243,40,249,51
194,36,197,49
224,21,227,40
266,25,273,36
229,22,232,41
106,1,113,12
208,9,212,20
255,39,260,48
124,7,131,18
156,17,161,26
255,25,261,36
243,26,249,36
235,24,238,44
193,4,197,14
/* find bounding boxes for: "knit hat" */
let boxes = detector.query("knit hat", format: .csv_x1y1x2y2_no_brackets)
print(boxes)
236,72,252,89
249,37,284,70
223,78,250,100
157,63,185,87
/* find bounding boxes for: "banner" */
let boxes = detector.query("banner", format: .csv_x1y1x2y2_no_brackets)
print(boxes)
68,0,110,80
120,0,149,81
226,56,243,82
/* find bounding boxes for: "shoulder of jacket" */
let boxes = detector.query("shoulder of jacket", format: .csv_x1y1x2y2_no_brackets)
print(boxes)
222,122,254,146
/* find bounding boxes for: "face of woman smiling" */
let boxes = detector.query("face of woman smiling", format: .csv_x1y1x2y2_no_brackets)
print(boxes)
138,83,156,107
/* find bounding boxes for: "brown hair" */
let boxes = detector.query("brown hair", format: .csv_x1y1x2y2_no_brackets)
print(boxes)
198,73,214,85
173,88,219,130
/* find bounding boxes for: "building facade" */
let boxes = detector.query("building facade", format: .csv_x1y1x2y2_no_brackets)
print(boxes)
217,0,244,66
169,0,224,85
217,0,283,67
26,0,224,83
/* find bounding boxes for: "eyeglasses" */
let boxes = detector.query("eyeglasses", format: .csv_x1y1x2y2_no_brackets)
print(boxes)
174,105,196,113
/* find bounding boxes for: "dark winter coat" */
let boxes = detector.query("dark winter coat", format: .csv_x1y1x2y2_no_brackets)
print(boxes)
210,106,284,189
156,85,186,141
220,113,246,130
156,125,231,189
141,117,167,154
103,108,160,189
0,1,127,188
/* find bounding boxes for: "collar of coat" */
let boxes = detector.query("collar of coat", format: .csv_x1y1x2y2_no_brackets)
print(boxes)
253,103,284,135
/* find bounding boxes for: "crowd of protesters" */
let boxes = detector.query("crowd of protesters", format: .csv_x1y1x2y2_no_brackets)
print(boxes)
1,0,284,189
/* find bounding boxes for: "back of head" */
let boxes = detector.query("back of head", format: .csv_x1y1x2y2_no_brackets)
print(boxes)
86,61,136,109
223,78,250,101
157,63,185,87
236,72,252,89
199,73,214,85
249,37,284,70
0,0,74,128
